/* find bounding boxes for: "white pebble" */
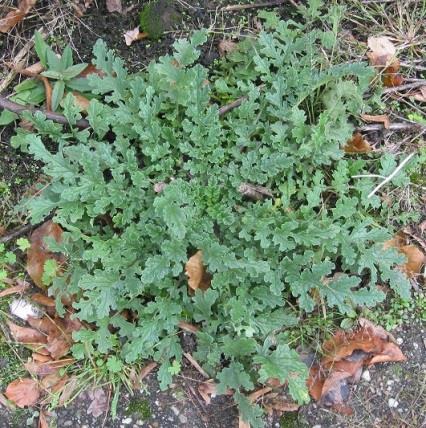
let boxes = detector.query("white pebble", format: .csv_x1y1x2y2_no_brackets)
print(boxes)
388,398,399,408
387,380,394,386
413,342,419,350
361,370,371,382
396,338,403,345
312,425,322,428
122,418,132,425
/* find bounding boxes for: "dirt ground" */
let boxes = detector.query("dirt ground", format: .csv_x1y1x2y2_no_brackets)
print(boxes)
0,1,425,427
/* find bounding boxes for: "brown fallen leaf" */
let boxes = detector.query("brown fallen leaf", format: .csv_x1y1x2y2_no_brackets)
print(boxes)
58,375,79,406
25,360,58,377
21,61,44,76
360,113,390,129
78,63,105,78
178,320,199,333
367,36,396,67
0,282,29,298
27,316,64,337
40,372,63,390
308,319,406,414
185,251,211,292
71,92,90,111
412,86,426,102
46,336,71,359
382,59,404,88
106,0,122,13
5,378,40,408
344,132,371,153
139,361,158,381
38,409,49,428
27,221,64,289
263,396,300,416
198,380,217,405
32,353,52,363
87,387,108,417
124,27,149,46
218,39,237,57
247,387,272,403
7,320,47,345
0,0,37,33
384,236,425,278
31,293,56,307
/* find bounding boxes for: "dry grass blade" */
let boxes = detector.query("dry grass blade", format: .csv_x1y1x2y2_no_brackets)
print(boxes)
184,353,209,379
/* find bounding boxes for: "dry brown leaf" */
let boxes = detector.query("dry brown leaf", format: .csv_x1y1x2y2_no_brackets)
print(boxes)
32,353,52,363
0,282,29,298
71,92,90,111
382,60,404,88
106,0,122,13
384,236,425,277
139,361,158,381
124,27,148,46
7,320,47,345
38,409,49,428
5,378,40,408
412,86,426,102
308,319,406,413
27,221,64,289
78,63,105,78
344,133,371,153
22,61,44,76
263,397,300,415
0,0,37,33
87,387,108,417
360,113,390,129
46,336,71,359
31,293,56,307
198,380,217,405
40,372,63,390
367,36,396,67
218,39,237,57
247,387,272,403
27,316,63,337
25,360,57,377
178,320,199,333
185,251,211,291
58,375,79,406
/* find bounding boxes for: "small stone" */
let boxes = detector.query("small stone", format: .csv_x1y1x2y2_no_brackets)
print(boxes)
179,415,188,424
388,398,399,408
387,380,394,386
413,342,419,350
396,338,403,345
171,405,179,416
64,422,73,427
362,370,371,382
122,418,132,425
312,425,322,428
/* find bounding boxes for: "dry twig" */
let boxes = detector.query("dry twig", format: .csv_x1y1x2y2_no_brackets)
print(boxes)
222,0,298,11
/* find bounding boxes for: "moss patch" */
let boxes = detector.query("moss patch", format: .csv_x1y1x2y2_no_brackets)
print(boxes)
126,398,151,420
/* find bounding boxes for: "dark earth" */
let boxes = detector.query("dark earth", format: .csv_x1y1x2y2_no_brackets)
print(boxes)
1,1,425,427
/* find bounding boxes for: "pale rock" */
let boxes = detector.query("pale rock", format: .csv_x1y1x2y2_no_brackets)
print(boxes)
361,370,371,382
388,398,399,408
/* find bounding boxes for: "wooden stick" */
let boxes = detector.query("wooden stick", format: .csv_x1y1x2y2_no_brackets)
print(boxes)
222,0,297,11
357,122,425,132
368,152,416,198
0,95,89,129
382,80,426,94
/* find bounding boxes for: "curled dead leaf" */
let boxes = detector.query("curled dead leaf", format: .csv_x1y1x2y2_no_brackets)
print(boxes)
178,320,199,333
139,361,158,382
5,378,40,408
344,133,371,153
7,320,47,345
71,92,91,111
46,336,71,359
412,86,426,102
185,251,211,292
27,221,64,289
360,113,390,129
124,27,148,46
198,380,217,405
367,36,396,67
106,0,122,13
0,0,37,33
87,387,108,417
31,293,56,307
0,282,29,298
239,182,273,200
218,39,237,57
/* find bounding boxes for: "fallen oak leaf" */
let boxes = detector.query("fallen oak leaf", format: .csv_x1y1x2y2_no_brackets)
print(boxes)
185,251,211,292
46,336,71,359
360,113,390,129
367,36,396,67
344,133,371,153
87,387,108,418
106,0,122,13
0,0,37,33
5,378,40,408
124,27,148,46
27,220,64,289
7,320,47,345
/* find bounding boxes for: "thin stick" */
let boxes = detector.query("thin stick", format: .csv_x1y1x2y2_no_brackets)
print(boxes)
357,122,425,132
382,80,426,94
368,152,416,198
222,0,297,11
218,95,247,116
0,214,53,244
0,96,89,129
